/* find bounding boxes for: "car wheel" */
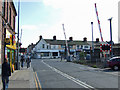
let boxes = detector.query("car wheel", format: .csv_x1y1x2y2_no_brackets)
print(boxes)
113,65,119,71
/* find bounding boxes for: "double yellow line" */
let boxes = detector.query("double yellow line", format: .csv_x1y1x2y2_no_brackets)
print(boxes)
34,72,42,90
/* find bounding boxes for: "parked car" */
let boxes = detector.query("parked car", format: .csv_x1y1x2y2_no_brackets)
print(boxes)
107,56,120,70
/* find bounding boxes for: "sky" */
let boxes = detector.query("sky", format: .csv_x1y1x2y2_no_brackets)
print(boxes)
13,0,120,48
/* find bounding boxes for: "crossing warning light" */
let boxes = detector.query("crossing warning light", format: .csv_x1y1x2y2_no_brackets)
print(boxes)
100,44,111,52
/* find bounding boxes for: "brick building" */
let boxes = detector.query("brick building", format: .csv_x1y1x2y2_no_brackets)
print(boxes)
0,0,17,74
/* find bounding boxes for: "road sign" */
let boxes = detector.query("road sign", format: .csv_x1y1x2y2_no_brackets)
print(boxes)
100,44,111,53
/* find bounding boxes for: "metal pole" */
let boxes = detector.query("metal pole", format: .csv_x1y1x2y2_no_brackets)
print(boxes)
4,26,6,61
108,18,113,57
17,0,20,70
91,22,94,53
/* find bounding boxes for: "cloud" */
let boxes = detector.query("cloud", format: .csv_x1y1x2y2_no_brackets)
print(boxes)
21,24,48,31
21,25,38,30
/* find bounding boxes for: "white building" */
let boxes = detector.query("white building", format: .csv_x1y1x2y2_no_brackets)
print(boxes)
32,36,90,59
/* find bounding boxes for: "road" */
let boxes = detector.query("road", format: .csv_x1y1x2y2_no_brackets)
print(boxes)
31,59,119,89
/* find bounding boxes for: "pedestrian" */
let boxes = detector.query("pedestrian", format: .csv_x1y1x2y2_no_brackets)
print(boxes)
2,58,11,90
20,55,24,68
60,55,63,62
26,56,31,68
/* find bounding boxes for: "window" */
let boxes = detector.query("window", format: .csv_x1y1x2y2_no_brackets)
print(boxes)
47,45,49,49
77,45,79,49
7,1,8,21
53,52,58,56
13,16,15,31
61,45,65,48
81,45,83,49
85,46,88,48
41,52,49,57
69,45,73,48
2,0,5,16
42,44,45,48
9,7,11,25
53,45,56,49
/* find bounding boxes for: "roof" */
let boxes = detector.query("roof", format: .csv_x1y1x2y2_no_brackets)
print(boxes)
44,39,89,45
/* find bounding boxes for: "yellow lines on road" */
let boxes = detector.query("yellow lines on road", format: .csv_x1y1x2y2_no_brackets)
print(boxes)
34,73,38,89
34,72,42,90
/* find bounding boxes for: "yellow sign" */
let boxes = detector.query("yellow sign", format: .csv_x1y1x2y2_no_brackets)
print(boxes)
5,38,10,45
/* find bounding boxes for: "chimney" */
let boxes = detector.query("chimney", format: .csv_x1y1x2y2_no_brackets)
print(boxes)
53,36,56,40
96,38,99,42
69,37,73,41
83,37,87,42
39,35,42,40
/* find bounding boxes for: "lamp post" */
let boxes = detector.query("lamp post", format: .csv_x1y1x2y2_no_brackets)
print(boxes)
108,17,113,58
91,22,94,53
16,0,20,70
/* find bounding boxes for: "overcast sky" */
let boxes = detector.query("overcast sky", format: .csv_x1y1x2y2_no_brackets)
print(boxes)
14,0,120,48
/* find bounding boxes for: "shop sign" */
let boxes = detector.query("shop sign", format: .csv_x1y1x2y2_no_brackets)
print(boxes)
5,38,10,45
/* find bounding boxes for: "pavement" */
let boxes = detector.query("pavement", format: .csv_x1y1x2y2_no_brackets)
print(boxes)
0,62,36,89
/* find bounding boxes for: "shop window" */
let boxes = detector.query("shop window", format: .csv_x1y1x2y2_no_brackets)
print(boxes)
53,52,58,56
41,52,49,57
12,35,13,45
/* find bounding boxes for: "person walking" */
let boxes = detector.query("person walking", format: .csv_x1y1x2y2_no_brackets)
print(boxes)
20,55,24,68
2,58,11,90
26,56,31,68
60,55,63,62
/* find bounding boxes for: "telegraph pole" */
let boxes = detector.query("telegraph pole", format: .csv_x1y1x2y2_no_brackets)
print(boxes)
108,17,113,57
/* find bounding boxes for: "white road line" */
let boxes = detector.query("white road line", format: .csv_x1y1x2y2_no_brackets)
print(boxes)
41,60,95,89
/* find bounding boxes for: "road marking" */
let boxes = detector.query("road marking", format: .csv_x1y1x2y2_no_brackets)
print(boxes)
34,72,38,90
104,72,120,76
34,72,42,90
42,60,96,90
35,72,42,90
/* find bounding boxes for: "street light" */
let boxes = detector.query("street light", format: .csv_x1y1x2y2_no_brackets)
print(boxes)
91,22,94,53
16,0,20,70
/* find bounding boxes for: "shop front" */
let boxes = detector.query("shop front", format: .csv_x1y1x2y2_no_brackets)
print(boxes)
5,30,16,72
